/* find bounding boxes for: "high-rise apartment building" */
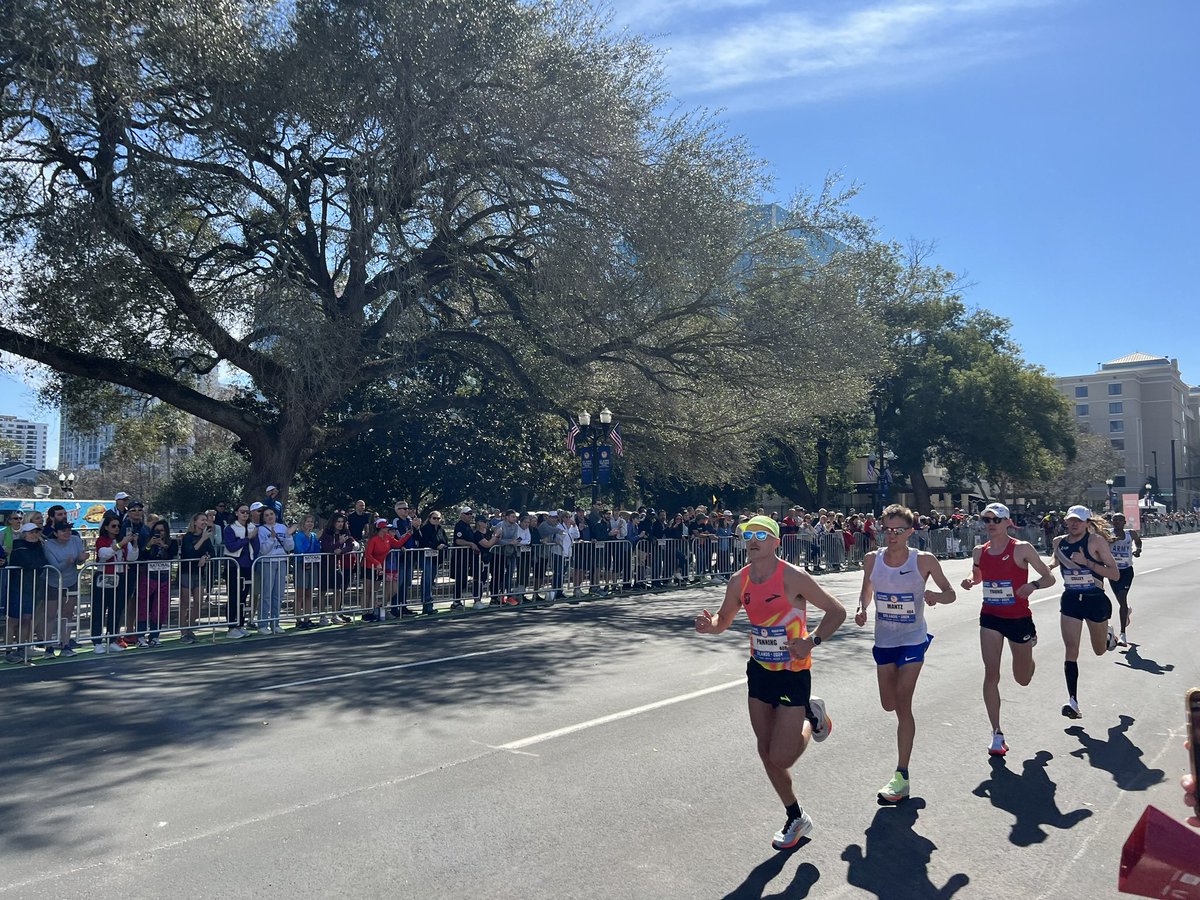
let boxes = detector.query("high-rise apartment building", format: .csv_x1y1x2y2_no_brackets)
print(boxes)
1053,353,1197,510
0,414,48,468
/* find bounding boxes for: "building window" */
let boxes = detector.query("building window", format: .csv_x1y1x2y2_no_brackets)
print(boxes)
1110,439,1125,450
1109,402,1122,414
1109,420,1124,433
1074,386,1088,398
1076,404,1088,416
1108,382,1122,396
1113,475,1126,488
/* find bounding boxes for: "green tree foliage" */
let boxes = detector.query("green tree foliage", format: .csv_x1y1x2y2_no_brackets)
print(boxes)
153,449,250,518
1,0,876,501
872,249,1076,511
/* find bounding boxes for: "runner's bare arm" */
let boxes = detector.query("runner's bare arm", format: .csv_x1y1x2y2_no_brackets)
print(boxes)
1087,533,1120,581
1132,529,1143,555
1015,542,1055,596
694,576,742,635
961,545,983,590
855,553,875,626
786,567,847,640
1050,535,1066,569
919,552,956,604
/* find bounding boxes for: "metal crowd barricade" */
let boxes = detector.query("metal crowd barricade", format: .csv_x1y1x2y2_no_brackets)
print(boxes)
818,532,846,570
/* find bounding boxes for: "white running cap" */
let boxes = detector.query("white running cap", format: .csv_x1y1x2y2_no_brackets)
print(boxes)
1065,504,1092,522
983,502,1010,520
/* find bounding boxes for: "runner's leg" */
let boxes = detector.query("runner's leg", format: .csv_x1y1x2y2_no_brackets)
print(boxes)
749,698,810,805
980,628,1005,733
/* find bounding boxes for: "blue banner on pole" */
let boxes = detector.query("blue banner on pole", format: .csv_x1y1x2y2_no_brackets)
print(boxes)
598,445,612,485
580,447,594,485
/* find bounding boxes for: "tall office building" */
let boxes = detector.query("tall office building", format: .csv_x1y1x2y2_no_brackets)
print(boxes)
0,415,48,468
1053,353,1197,510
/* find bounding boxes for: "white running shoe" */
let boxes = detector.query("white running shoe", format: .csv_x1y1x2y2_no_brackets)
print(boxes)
771,809,813,850
257,626,271,636
1117,632,1128,647
988,732,1008,756
272,625,286,635
808,697,832,742
1061,697,1082,719
1106,627,1117,652
228,627,248,639
93,642,108,655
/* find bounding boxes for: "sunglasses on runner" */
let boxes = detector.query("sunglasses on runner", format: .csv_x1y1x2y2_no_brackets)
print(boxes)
740,530,773,542
980,516,1002,524
881,526,910,535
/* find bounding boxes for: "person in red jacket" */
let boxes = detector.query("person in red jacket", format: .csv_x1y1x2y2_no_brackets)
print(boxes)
365,518,411,621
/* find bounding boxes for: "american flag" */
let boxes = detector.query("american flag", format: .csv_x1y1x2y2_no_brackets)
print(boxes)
566,418,580,453
609,423,625,457
866,457,877,480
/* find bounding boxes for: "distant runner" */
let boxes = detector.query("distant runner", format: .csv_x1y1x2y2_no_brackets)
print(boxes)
694,515,846,851
855,504,957,802
1107,513,1142,647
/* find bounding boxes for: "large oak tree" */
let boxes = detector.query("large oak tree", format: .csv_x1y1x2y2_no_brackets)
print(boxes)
1,0,879,501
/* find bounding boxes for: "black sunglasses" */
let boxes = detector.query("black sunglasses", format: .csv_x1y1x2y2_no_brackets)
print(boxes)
981,516,1002,524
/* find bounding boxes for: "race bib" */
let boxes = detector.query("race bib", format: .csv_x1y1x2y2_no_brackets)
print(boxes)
1062,567,1095,590
147,561,171,574
750,625,791,664
1112,546,1132,566
982,579,1015,606
875,592,917,624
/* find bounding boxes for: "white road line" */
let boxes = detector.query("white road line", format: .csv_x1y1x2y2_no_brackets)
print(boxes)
258,647,517,690
1139,567,1162,575
499,678,744,751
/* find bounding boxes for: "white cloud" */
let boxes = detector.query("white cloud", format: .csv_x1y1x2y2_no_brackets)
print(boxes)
607,0,1069,109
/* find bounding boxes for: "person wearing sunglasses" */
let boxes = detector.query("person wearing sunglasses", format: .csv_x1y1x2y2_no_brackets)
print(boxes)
961,501,1056,753
1048,505,1120,721
694,514,846,852
854,504,957,803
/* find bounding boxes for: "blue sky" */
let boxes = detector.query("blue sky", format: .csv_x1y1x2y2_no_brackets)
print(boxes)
4,0,1197,467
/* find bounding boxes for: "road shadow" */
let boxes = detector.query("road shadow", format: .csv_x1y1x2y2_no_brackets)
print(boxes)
841,798,970,899
722,853,819,899
1065,714,1166,790
971,752,1092,846
1115,643,1175,676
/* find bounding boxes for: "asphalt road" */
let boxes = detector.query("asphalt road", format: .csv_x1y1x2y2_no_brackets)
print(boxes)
2,533,1198,899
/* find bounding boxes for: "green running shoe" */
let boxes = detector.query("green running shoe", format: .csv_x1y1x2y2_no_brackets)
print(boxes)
878,770,910,803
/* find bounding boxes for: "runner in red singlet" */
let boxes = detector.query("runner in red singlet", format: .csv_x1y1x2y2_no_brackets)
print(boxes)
694,515,847,851
959,502,1056,756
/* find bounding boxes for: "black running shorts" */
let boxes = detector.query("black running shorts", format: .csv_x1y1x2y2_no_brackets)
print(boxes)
1060,590,1112,623
1109,567,1134,597
746,659,812,709
979,613,1037,644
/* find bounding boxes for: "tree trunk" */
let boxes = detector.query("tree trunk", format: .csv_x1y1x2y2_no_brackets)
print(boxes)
815,437,830,508
908,466,932,513
243,428,311,510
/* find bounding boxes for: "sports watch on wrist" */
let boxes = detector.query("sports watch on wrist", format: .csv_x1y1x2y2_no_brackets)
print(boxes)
811,635,822,646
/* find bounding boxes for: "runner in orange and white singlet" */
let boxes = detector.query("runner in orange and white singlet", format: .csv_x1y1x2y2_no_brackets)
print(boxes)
695,515,847,852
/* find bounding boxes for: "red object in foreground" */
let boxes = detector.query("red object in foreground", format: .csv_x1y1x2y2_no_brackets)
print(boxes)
1120,805,1200,898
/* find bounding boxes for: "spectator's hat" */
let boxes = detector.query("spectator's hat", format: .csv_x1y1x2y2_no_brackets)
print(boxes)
983,502,1010,520
1065,505,1092,522
249,501,264,511
460,507,473,514
266,484,278,493
739,515,780,539
19,522,39,533
127,500,144,510
375,517,390,528
114,491,130,501
53,520,72,532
